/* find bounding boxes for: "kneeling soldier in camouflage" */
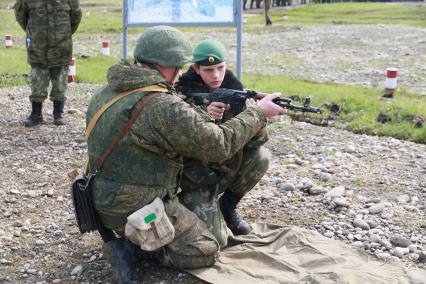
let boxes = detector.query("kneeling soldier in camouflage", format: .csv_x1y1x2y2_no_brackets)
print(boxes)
86,26,283,283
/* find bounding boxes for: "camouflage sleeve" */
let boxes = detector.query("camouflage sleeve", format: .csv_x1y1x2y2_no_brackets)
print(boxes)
246,127,269,149
69,0,82,34
13,0,28,31
131,93,267,163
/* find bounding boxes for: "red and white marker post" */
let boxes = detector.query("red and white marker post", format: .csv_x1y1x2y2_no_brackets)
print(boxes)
5,35,12,48
68,57,76,83
384,68,398,98
282,11,288,21
102,41,110,56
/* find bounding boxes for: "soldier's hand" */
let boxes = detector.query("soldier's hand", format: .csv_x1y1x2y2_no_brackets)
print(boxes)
207,102,230,120
256,93,285,118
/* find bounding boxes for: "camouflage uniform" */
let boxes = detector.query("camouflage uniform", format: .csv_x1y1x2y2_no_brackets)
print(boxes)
14,0,81,103
176,66,270,247
86,61,267,268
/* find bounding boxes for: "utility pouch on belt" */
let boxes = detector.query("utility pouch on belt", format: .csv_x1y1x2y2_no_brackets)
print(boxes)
70,170,98,234
125,197,175,251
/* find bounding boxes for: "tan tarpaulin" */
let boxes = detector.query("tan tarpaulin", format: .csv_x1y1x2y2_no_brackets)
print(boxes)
187,223,426,284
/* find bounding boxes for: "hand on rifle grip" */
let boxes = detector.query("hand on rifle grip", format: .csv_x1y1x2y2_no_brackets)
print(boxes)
257,93,285,118
207,101,230,120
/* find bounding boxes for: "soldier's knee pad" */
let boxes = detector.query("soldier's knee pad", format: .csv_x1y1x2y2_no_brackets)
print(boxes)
164,221,219,269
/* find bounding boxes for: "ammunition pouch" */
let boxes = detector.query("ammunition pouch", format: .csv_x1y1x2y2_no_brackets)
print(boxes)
71,171,98,234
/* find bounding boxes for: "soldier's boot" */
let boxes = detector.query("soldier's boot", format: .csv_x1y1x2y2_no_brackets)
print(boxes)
53,101,65,126
219,191,251,235
24,101,43,127
102,238,139,284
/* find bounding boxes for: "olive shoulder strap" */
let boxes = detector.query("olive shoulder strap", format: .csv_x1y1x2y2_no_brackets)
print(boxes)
85,85,168,139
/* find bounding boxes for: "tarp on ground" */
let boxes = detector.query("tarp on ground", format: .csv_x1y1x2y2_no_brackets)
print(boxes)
187,223,426,284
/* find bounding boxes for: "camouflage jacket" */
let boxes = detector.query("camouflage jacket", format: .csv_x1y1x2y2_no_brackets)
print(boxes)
14,0,82,67
86,62,266,208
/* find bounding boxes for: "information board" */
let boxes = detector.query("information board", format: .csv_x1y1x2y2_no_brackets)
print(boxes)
127,0,235,24
123,0,243,80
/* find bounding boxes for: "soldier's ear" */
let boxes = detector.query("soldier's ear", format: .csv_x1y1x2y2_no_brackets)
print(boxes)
192,64,200,75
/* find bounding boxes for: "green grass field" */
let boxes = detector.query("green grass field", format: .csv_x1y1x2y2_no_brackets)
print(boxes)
0,1,425,142
247,2,426,26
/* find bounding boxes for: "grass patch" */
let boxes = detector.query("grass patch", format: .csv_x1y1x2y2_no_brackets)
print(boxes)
2,47,425,143
76,55,117,83
0,42,118,84
1,2,425,37
246,3,426,26
243,73,426,143
0,44,29,86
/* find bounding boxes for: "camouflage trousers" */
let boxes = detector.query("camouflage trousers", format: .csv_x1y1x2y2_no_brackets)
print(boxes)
94,188,219,269
29,65,68,103
178,146,271,248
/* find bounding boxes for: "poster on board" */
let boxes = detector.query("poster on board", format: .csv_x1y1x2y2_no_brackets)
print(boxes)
127,0,235,24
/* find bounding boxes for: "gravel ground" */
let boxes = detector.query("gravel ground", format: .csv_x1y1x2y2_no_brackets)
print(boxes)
1,23,425,283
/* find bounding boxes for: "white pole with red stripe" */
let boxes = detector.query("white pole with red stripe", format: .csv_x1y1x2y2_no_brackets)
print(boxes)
384,68,398,97
102,41,110,56
4,35,12,48
68,57,76,83
282,11,288,21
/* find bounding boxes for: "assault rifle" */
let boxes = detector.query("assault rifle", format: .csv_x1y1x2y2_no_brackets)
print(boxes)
184,88,323,117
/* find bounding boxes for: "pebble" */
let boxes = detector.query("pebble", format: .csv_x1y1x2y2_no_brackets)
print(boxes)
334,198,350,207
324,186,345,199
418,251,426,263
398,194,410,203
70,265,83,277
319,172,332,181
393,247,410,258
353,218,370,230
309,187,324,195
390,236,412,248
279,183,295,192
368,203,385,214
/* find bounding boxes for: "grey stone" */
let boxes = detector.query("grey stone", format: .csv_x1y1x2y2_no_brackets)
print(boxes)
353,218,370,230
278,183,295,192
390,236,412,248
70,265,83,276
334,197,350,207
309,186,324,195
325,186,345,199
393,247,409,258
368,203,385,214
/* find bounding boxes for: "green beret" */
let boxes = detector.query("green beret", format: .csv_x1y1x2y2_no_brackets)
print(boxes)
192,39,227,66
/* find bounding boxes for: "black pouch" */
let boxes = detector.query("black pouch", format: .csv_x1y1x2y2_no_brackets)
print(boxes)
71,172,98,234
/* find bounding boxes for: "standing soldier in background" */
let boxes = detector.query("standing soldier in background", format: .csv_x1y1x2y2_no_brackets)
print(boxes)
176,39,272,247
14,0,82,127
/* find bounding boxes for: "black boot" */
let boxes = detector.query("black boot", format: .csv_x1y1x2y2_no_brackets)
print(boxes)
24,101,43,127
53,101,65,125
219,191,251,235
102,238,139,284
